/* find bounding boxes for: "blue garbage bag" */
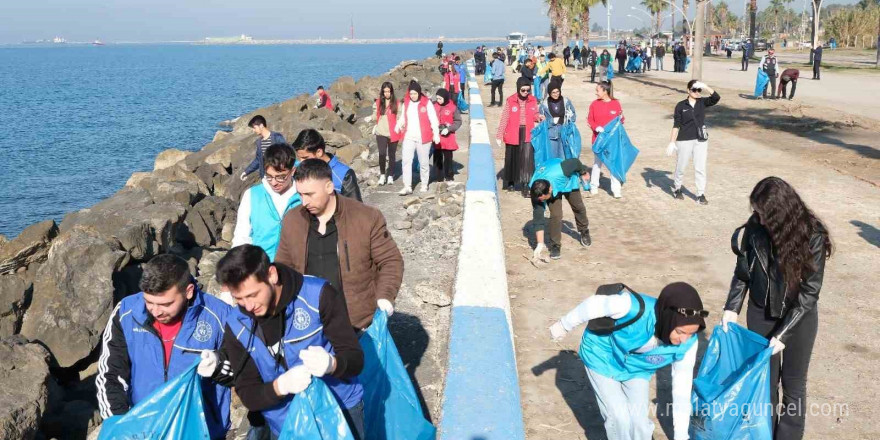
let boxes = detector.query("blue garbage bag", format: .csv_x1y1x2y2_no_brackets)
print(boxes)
278,378,355,440
530,121,552,166
607,65,614,80
690,323,773,440
560,121,582,160
457,91,469,112
755,69,770,97
532,124,586,191
359,310,436,440
686,56,692,71
98,361,211,440
533,75,543,100
483,67,492,85
591,116,639,183
626,56,642,72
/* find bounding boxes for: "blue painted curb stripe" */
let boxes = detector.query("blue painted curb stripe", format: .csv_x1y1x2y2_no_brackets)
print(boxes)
440,306,526,440
469,103,485,120
465,143,496,194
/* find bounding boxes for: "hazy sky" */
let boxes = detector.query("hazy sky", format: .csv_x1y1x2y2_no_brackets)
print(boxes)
0,0,857,44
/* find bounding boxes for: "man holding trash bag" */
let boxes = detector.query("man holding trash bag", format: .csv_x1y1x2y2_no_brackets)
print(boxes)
200,244,366,439
96,254,233,440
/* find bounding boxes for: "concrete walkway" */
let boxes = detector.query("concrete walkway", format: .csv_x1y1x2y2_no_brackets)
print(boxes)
478,64,880,439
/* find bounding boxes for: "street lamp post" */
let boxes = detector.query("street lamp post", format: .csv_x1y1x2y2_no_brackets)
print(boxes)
631,7,655,35
608,1,613,47
661,0,693,36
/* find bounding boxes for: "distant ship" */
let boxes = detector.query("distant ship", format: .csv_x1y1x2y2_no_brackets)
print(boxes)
93,39,105,46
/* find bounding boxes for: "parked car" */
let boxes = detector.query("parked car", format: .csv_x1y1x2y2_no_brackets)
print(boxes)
755,39,768,51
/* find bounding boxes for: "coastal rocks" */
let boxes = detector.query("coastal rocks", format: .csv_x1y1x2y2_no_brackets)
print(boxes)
178,197,236,248
196,250,227,296
153,149,191,171
212,130,232,142
193,163,229,194
0,335,53,440
319,131,352,152
40,399,100,440
20,228,128,368
0,220,59,275
335,143,367,167
149,180,201,206
0,273,33,337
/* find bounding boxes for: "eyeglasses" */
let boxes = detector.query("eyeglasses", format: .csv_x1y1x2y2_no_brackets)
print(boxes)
519,88,531,93
674,307,710,318
690,88,702,93
264,173,291,183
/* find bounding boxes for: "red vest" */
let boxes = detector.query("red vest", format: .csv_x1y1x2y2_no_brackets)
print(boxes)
433,102,459,151
320,91,333,110
444,70,460,94
502,94,540,145
402,96,433,144
374,98,401,142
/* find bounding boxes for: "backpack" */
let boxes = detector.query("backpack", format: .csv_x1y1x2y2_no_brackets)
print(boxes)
587,283,646,335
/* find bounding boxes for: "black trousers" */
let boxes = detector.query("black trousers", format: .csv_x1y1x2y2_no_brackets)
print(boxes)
618,58,626,73
433,149,455,180
376,135,398,176
812,60,821,79
742,56,750,71
548,190,589,249
590,65,597,82
763,73,777,98
490,79,504,104
747,305,819,440
780,80,797,99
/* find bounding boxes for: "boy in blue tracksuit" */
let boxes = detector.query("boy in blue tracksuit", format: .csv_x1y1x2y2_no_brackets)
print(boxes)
454,56,468,101
96,254,232,440
232,143,301,261
529,158,592,260
291,129,363,202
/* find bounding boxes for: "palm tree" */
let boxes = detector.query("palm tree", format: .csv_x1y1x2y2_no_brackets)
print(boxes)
749,0,758,50
768,0,793,38
642,0,668,36
567,0,606,47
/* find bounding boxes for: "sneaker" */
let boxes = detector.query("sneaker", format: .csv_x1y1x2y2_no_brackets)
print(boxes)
697,195,709,205
398,187,412,196
378,174,386,185
579,230,592,247
386,175,394,185
549,246,562,260
419,185,429,193
673,189,684,200
589,187,599,196
612,193,622,199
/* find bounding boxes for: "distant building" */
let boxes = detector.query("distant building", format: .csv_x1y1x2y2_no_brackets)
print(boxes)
203,34,254,44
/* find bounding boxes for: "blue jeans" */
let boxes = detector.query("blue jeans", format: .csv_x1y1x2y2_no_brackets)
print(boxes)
585,367,654,440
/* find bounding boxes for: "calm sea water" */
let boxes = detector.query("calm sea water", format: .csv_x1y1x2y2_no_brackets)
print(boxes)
0,42,494,238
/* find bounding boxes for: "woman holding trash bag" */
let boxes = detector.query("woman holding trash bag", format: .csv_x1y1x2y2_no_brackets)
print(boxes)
432,88,462,182
497,76,544,197
587,81,625,199
539,79,577,161
721,177,832,440
548,282,708,440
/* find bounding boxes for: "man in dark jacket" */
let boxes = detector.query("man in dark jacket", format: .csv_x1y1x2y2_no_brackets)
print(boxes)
742,40,752,71
242,115,286,180
655,44,666,71
615,46,627,74
778,68,800,100
292,129,363,202
812,44,823,79
274,159,403,331
563,46,572,66
586,48,598,82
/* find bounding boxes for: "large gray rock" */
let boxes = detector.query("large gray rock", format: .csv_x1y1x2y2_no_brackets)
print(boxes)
20,228,128,368
318,131,352,152
149,180,201,206
0,273,33,337
178,196,236,248
153,148,191,171
0,220,59,275
0,336,52,440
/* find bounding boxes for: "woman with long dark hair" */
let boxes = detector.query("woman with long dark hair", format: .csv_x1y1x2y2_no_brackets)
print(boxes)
587,81,625,198
722,176,832,440
371,82,401,185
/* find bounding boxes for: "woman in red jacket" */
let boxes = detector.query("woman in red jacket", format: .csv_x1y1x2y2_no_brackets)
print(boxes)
496,77,544,197
371,82,402,185
443,66,461,96
433,89,462,182
587,81,625,198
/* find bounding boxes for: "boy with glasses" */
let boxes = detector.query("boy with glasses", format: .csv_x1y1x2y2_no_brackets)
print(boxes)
232,143,301,261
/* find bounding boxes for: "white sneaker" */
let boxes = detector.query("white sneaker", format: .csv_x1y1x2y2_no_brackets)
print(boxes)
590,187,599,196
386,175,394,185
398,186,412,196
419,185,429,193
378,174,386,185
613,193,622,199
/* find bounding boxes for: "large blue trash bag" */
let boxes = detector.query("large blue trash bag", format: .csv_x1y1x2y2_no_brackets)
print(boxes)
591,116,639,183
607,65,614,80
560,121,582,160
686,56,692,71
483,66,492,85
626,56,643,72
358,310,436,440
279,378,355,440
457,91,469,112
532,75,543,101
690,323,773,440
754,69,770,97
531,121,551,166
98,361,211,439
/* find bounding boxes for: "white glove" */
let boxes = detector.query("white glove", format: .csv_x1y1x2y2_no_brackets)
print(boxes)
433,135,441,144
371,126,377,135
496,138,504,147
721,310,738,332
441,128,450,136
769,337,786,355
549,321,568,341
692,81,707,90
595,126,605,133
299,346,334,377
533,243,547,260
197,350,218,378
666,142,678,157
377,298,394,316
364,116,373,123
239,171,247,181
275,365,312,395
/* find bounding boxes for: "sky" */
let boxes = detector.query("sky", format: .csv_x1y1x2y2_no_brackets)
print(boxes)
0,0,859,44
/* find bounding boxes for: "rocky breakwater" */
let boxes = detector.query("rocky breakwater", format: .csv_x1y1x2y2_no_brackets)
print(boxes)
0,54,456,439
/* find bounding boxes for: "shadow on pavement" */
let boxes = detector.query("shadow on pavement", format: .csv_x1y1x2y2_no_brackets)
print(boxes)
532,350,608,440
387,311,434,422
851,220,880,248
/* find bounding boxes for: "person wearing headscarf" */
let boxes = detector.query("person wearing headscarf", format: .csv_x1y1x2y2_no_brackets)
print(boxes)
395,80,440,195
539,79,577,161
432,88,462,182
549,282,707,440
496,76,544,196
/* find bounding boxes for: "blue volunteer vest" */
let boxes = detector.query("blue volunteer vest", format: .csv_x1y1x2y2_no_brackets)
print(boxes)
529,157,582,198
578,291,697,381
249,184,301,261
327,156,351,193
225,275,364,436
117,289,232,440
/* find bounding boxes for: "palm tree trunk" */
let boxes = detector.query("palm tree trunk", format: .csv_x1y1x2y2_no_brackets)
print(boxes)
694,0,707,79
749,0,757,52
875,13,879,67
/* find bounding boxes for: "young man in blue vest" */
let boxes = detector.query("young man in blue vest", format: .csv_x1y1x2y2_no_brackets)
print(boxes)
96,254,232,440
530,158,592,261
241,115,287,181
199,244,365,439
232,143,301,261
291,129,363,202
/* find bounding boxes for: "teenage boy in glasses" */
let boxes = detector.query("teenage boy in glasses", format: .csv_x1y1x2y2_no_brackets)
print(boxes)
232,143,302,261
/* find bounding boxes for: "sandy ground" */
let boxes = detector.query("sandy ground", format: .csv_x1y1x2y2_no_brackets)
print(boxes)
478,64,880,439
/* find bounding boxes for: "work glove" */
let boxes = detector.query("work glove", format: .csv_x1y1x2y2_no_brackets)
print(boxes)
533,243,547,261
371,126,377,136
769,337,786,355
197,350,218,378
496,138,504,147
441,128,450,136
666,142,678,157
239,171,248,181
595,126,605,133
275,365,312,396
377,299,394,316
692,81,707,90
721,310,738,332
299,346,335,377
549,321,568,342
433,134,441,144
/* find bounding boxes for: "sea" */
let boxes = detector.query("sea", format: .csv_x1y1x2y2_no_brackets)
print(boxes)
0,42,501,238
